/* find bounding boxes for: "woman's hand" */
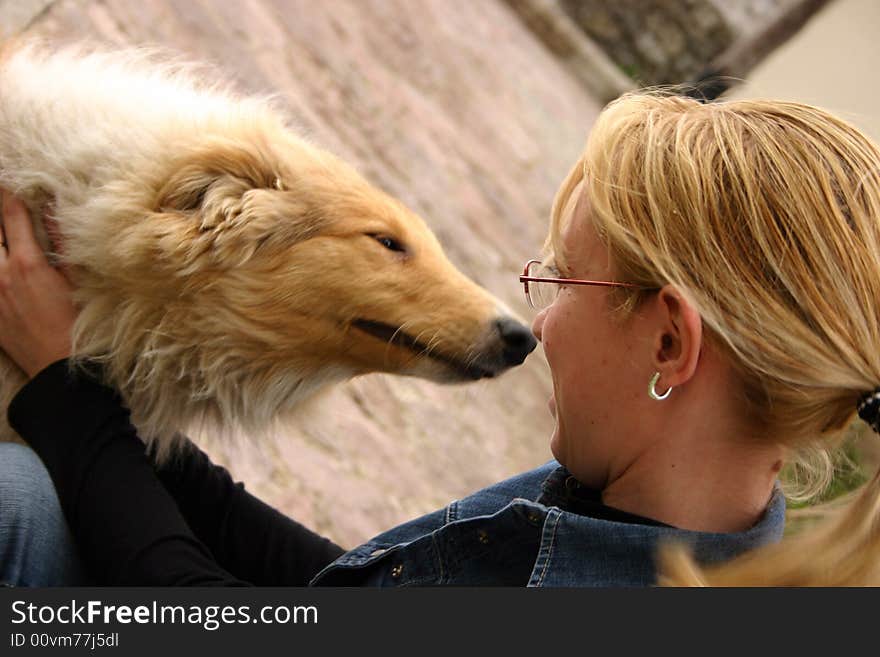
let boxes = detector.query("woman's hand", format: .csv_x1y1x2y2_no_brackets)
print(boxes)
0,190,77,378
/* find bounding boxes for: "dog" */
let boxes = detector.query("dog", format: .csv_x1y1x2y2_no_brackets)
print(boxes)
0,42,536,461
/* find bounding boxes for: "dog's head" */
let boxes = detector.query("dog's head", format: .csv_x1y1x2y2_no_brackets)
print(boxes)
77,127,536,445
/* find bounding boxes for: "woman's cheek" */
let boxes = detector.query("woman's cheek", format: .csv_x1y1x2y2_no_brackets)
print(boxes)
540,308,560,364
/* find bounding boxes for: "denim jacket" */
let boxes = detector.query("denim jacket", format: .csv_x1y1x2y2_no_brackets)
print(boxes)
311,461,786,587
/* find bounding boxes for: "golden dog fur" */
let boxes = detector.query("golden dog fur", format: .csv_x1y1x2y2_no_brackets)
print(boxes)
0,42,535,460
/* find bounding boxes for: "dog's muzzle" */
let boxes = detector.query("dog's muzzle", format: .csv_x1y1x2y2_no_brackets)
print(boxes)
351,316,537,380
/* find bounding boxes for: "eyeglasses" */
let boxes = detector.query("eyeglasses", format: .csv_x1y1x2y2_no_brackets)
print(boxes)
519,259,656,310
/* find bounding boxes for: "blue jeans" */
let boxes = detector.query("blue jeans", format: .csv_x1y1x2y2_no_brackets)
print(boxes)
0,443,91,586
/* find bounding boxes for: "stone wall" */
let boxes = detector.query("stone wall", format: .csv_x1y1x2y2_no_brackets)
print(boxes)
0,0,54,39
504,0,828,100
559,0,736,86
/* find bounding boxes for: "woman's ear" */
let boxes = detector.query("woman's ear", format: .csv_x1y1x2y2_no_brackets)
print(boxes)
651,285,702,389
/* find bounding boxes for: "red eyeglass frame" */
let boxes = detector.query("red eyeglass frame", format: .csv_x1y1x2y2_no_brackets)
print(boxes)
519,259,656,308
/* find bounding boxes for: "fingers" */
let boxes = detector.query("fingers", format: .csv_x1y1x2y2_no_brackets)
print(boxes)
1,189,43,261
0,188,77,378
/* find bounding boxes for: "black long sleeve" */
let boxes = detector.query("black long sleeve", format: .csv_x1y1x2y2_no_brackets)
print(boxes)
8,359,345,586
154,439,346,585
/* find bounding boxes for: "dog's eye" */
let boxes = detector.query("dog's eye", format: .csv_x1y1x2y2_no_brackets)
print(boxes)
372,235,406,253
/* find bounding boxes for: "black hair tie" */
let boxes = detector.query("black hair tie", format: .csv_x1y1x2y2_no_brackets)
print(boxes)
857,389,880,434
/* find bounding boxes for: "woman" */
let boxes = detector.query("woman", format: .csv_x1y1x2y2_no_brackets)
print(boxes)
1,92,876,586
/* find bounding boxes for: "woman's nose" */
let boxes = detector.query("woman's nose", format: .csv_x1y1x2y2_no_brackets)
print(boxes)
531,308,548,343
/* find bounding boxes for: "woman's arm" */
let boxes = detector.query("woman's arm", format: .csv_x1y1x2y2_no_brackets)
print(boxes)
10,360,344,585
9,360,249,585
155,439,346,586
0,190,345,585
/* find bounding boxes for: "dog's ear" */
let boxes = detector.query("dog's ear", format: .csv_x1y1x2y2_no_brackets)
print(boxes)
156,164,219,213
152,143,322,266
156,143,278,217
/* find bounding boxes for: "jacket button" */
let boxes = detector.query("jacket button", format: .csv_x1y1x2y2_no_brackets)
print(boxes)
527,512,542,524
477,530,490,544
391,564,404,579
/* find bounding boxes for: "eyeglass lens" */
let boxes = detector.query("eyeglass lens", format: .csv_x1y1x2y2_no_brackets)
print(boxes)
526,261,560,310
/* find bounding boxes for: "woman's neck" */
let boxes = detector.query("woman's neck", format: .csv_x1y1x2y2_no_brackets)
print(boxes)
600,424,784,534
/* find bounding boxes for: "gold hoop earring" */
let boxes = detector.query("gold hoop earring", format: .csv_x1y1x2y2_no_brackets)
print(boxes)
648,372,672,401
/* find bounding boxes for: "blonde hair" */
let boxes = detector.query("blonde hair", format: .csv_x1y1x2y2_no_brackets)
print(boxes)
549,92,880,585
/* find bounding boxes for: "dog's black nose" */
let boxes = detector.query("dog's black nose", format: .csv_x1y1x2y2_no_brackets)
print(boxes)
496,317,538,366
